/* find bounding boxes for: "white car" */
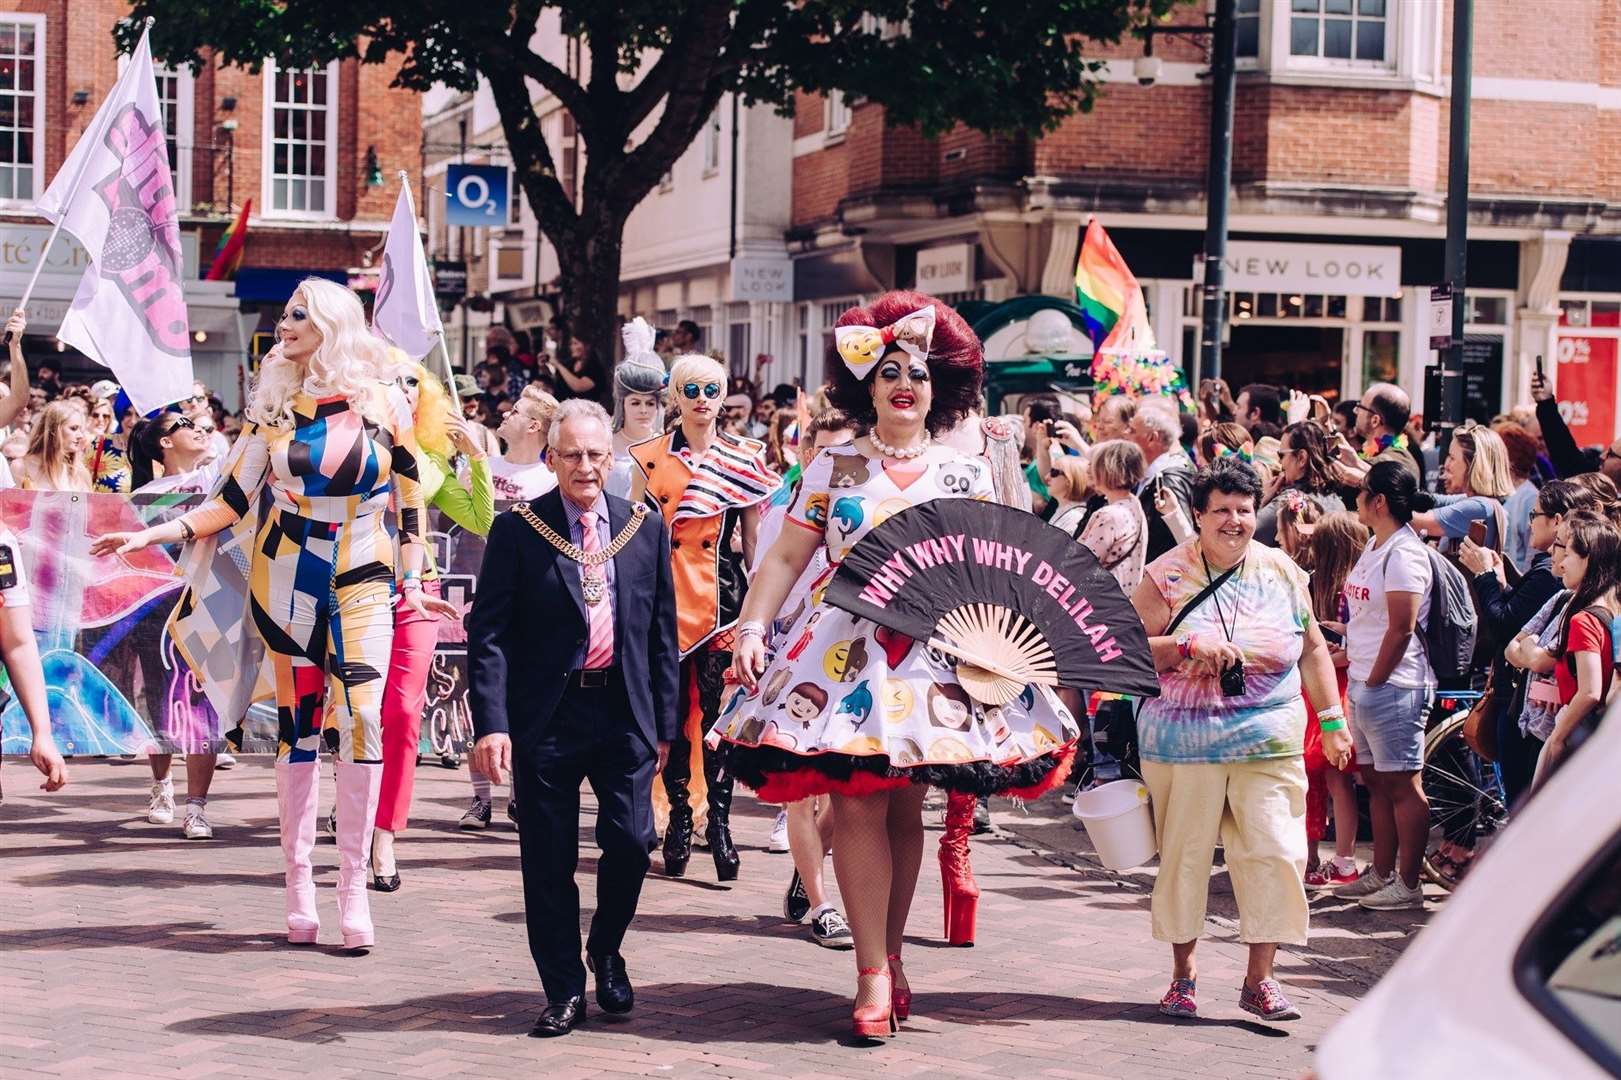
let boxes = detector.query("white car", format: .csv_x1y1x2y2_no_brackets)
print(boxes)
1319,707,1621,1079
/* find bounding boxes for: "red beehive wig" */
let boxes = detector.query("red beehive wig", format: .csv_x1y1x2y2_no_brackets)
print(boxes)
825,290,985,436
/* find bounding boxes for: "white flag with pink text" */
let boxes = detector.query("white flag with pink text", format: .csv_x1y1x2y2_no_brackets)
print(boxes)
35,24,192,415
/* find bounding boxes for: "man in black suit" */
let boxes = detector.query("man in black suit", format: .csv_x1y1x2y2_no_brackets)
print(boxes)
469,399,680,1038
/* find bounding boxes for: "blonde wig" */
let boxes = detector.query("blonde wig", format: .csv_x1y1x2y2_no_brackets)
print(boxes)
666,352,728,416
247,278,391,429
408,361,455,459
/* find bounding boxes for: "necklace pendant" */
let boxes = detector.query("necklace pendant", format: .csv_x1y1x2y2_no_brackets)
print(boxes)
582,571,606,606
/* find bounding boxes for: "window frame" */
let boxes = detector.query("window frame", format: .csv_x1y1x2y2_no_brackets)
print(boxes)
260,58,340,221
702,106,722,176
1513,824,1621,1078
117,54,194,212
825,91,851,142
1275,0,1396,73
0,12,46,209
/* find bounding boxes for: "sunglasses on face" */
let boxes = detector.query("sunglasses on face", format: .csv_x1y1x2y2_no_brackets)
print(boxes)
681,382,723,401
163,415,196,436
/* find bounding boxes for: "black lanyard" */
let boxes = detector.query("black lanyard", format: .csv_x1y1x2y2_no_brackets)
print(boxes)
1200,550,1245,644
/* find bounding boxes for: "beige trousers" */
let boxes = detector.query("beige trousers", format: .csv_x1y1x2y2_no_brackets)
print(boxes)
1141,756,1309,946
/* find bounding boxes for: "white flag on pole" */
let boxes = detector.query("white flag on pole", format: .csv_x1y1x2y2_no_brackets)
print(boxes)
35,24,192,416
372,176,443,360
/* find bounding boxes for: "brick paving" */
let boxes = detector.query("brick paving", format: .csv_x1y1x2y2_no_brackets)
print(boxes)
0,758,1434,1079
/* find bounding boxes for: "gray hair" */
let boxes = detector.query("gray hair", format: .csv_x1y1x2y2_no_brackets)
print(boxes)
547,398,613,447
1134,400,1181,449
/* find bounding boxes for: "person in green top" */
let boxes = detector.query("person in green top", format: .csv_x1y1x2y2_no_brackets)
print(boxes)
371,360,494,891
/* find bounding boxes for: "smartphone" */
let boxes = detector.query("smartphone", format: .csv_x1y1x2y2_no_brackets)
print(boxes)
1320,624,1345,646
1535,354,1545,381
1468,520,1488,546
0,544,16,591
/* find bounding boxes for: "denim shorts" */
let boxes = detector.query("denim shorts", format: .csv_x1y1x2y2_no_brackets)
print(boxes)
1347,679,1432,773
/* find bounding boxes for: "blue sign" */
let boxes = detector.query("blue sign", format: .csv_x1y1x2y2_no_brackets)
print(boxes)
444,164,510,226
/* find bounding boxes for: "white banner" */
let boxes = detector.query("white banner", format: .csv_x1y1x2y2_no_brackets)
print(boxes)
372,176,444,359
35,25,192,415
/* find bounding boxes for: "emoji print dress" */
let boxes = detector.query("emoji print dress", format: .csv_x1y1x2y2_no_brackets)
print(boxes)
714,443,1081,803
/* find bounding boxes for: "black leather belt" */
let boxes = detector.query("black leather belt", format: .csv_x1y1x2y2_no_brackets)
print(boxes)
569,667,620,690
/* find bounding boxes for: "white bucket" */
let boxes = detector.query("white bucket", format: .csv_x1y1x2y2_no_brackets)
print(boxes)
1071,779,1157,871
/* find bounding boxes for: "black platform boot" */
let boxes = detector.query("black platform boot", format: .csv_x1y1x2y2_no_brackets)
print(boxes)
704,748,740,882
661,771,693,878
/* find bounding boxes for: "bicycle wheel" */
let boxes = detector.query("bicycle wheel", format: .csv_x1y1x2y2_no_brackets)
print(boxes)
1421,712,1509,890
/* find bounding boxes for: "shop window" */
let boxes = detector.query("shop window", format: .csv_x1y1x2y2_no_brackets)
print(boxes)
687,305,713,349
1362,329,1400,386
1515,832,1621,1076
1326,295,1347,318
1366,295,1403,322
1290,0,1388,63
1303,295,1325,318
0,15,43,203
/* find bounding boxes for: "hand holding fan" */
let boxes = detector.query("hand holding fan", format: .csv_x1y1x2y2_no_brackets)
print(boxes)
824,501,1161,706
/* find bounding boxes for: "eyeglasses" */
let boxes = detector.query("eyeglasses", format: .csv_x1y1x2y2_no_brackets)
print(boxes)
1352,402,1376,415
681,382,723,401
554,449,611,467
1604,447,1621,463
1550,540,1568,554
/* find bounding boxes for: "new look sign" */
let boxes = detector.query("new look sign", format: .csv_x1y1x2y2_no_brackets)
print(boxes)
1201,241,1402,298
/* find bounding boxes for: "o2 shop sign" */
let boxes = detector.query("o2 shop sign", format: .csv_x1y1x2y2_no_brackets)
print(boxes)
1209,241,1402,298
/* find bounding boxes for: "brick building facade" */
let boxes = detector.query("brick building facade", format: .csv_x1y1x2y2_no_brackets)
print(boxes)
780,0,1621,439
0,0,421,406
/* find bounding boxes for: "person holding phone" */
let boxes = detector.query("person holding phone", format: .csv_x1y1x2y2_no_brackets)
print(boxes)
1411,423,1514,555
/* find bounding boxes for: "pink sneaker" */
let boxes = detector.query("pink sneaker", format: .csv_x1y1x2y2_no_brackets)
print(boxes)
1158,978,1197,1018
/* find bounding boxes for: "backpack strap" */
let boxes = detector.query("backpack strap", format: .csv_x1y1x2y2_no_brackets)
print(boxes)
1165,562,1242,638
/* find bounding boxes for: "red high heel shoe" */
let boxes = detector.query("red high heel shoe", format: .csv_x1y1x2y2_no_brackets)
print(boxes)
939,792,979,947
887,953,911,1020
851,967,897,1039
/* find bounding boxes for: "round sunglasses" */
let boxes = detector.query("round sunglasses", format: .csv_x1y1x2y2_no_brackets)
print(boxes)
681,382,723,401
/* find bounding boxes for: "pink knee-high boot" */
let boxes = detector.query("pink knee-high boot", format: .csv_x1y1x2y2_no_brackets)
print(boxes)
276,761,321,944
334,760,383,951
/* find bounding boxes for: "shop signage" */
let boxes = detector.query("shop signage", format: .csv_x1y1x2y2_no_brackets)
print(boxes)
444,164,510,227
1555,333,1618,448
729,255,794,303
1208,241,1401,298
434,259,468,299
915,242,974,294
0,224,200,287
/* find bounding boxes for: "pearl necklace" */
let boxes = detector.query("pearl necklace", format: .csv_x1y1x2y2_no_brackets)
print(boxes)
869,429,932,460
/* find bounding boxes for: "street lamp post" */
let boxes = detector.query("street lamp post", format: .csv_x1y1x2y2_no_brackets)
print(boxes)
1137,0,1238,387
1438,0,1473,459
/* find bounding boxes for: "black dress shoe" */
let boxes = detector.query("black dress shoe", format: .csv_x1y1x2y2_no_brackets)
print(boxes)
370,871,401,892
587,952,634,1014
529,996,586,1037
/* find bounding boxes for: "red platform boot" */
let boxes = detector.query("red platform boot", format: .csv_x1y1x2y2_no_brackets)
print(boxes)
939,791,979,947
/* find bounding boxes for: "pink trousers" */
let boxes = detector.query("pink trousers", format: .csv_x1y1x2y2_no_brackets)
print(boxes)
376,581,442,833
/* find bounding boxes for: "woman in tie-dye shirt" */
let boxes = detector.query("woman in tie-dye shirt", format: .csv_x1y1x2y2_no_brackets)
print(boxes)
1129,458,1348,1024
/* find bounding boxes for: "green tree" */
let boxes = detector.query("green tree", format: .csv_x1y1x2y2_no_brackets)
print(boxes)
122,1,1175,376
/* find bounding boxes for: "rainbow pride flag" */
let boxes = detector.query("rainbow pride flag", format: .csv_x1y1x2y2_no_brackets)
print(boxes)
1074,217,1155,350
205,198,251,281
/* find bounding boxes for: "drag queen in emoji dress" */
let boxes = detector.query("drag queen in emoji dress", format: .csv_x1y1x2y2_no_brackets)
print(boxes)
719,292,1079,1040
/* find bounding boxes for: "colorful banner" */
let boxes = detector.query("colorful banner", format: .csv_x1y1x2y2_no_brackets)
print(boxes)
0,491,488,758
1555,334,1619,449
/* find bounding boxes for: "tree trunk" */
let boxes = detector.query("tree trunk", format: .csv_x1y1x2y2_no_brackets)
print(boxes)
554,203,628,402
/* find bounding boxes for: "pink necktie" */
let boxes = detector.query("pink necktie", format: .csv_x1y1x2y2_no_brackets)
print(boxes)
580,511,614,669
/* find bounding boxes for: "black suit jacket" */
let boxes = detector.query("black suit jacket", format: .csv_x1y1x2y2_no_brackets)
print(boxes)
468,488,681,750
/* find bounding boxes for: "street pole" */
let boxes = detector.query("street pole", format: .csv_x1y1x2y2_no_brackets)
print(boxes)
1198,0,1236,387
1439,0,1473,460
458,112,470,373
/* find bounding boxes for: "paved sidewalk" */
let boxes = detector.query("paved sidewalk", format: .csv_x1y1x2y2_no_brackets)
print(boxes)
0,759,1427,1079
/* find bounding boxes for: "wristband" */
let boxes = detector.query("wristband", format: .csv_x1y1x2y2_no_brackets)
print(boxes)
400,579,423,593
1316,704,1345,723
1318,718,1347,733
737,620,767,640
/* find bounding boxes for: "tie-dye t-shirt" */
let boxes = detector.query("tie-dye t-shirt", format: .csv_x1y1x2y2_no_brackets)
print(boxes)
1138,540,1313,764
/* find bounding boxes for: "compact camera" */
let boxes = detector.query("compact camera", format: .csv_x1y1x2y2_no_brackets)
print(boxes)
1219,659,1247,698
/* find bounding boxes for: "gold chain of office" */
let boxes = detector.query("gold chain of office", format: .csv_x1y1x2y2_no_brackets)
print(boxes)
515,503,649,606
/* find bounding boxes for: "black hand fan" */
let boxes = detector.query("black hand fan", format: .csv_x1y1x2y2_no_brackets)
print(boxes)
824,500,1160,705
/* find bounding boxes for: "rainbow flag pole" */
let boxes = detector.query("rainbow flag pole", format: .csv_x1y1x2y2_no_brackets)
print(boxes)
1073,216,1155,351
205,198,251,281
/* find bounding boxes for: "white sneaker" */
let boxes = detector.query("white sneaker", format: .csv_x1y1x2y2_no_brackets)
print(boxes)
1358,877,1426,910
146,783,176,825
1332,866,1393,899
180,806,214,840
215,752,237,770
768,810,790,853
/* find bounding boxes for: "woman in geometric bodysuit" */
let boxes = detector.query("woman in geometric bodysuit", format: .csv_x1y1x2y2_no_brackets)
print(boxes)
94,279,445,952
